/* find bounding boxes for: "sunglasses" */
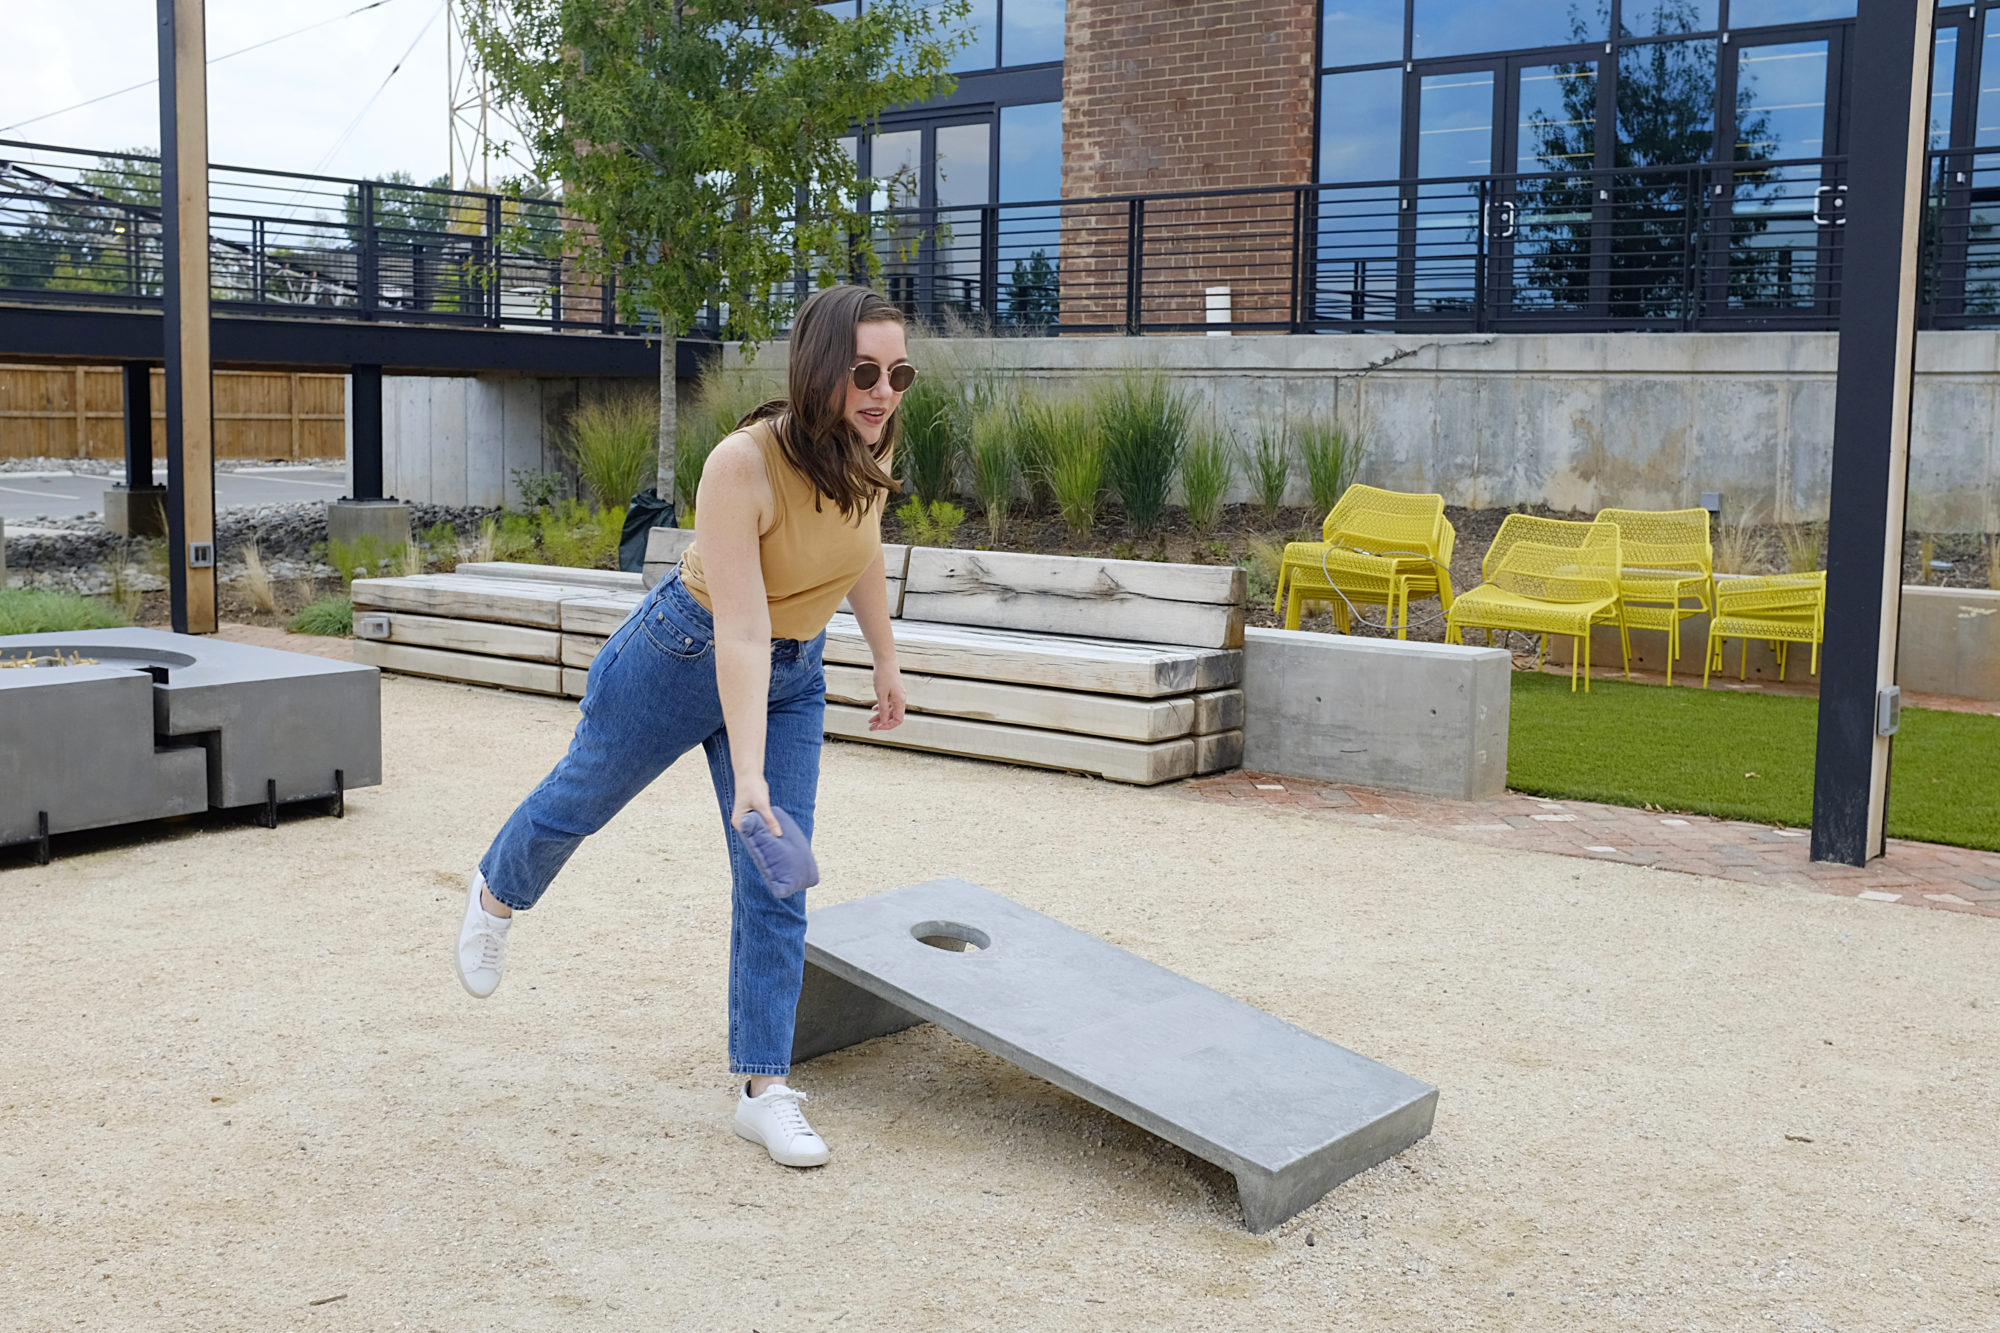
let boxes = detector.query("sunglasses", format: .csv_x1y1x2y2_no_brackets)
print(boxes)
851,361,917,393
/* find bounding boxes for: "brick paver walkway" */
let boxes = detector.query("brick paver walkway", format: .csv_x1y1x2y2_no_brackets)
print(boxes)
1183,771,2000,920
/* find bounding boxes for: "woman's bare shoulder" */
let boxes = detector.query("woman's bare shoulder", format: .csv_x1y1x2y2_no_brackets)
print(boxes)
703,429,768,484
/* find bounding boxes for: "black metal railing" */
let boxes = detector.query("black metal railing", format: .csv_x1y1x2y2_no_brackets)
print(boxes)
7,136,2000,338
0,139,639,335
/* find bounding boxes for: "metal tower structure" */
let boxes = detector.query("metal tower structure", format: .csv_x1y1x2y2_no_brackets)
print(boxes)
446,0,523,192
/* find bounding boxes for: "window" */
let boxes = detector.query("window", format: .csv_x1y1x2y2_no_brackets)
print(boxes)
1413,0,1606,60
1418,70,1494,177
953,0,999,71
1620,0,1719,38
1931,23,1957,151
1979,9,2000,145
1002,0,1064,65
1725,0,1855,27
1616,38,1718,166
1318,68,1403,181
1000,102,1062,200
1322,0,1403,67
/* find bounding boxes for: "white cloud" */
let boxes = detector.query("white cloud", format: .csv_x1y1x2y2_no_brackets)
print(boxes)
0,0,484,186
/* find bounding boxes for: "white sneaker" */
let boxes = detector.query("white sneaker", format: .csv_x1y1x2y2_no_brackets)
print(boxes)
454,870,512,998
732,1083,831,1167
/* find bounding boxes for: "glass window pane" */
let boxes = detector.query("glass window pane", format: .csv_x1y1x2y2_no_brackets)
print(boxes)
1616,38,1718,165
1734,40,1828,162
1321,0,1403,67
871,129,921,211
1418,70,1494,177
1931,25,1957,151
934,123,993,207
1518,60,1597,174
1319,68,1403,181
1002,0,1063,65
1413,0,1605,59
999,101,1062,200
1620,0,1718,38
1979,11,2000,146
954,0,998,70
1725,0,1854,27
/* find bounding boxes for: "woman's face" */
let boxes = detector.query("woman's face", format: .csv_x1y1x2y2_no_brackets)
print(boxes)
842,319,910,446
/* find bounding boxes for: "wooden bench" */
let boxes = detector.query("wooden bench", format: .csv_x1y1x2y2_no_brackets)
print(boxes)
351,529,1246,785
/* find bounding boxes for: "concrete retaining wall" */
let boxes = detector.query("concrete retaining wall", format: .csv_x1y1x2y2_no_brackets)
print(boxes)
354,376,664,510
1239,627,1511,799
719,332,2000,532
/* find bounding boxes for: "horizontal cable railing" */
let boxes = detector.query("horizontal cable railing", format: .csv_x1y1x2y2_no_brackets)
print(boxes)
5,136,2000,339
0,138,637,335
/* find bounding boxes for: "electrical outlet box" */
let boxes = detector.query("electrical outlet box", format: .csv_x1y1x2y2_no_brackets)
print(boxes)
354,615,392,641
188,541,214,568
1876,686,1902,737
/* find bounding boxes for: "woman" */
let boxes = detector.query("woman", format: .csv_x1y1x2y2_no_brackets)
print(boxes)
452,284,912,1168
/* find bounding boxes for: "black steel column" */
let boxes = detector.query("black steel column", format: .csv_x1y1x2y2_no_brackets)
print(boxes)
1810,0,1935,866
121,362,151,487
348,364,385,502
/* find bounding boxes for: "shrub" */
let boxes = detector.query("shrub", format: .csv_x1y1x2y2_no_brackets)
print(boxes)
0,588,128,635
673,372,762,513
422,521,462,572
566,393,658,509
510,467,566,511
326,534,398,587
967,402,1017,542
895,498,966,547
1035,394,1105,537
1714,505,1770,575
1297,415,1361,517
1097,370,1189,533
1250,424,1290,513
1239,537,1289,607
288,595,353,637
1179,424,1235,533
536,498,623,569
1011,387,1061,513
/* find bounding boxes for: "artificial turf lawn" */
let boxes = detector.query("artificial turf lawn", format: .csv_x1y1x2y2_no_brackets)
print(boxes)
1505,670,2000,851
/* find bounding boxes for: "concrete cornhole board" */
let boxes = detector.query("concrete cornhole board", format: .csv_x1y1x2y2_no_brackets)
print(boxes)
793,878,1437,1232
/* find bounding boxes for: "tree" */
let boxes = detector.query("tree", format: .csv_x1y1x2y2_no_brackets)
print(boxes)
467,0,971,489
1006,249,1058,329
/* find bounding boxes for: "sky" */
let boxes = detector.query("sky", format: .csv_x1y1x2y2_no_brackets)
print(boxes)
0,0,530,185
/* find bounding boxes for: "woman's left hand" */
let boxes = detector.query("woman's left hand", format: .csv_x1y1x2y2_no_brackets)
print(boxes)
870,662,907,731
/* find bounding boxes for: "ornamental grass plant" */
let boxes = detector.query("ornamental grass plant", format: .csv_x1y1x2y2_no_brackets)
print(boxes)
1297,414,1362,516
1097,370,1190,534
1250,424,1291,514
0,588,127,635
967,401,1017,542
565,393,658,509
1030,392,1105,537
1178,423,1235,533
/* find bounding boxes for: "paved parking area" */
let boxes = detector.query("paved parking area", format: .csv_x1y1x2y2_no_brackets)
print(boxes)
0,466,346,527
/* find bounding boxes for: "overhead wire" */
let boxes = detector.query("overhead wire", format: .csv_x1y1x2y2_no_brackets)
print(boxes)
306,0,449,178
0,0,411,135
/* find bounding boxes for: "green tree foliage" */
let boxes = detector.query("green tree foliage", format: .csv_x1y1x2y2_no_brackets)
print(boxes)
0,150,160,295
468,0,971,479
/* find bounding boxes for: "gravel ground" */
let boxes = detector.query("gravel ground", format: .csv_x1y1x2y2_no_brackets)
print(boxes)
0,457,345,475
3,674,1995,1330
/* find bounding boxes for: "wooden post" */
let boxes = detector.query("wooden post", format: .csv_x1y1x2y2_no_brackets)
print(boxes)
157,0,217,634
1810,0,1935,865
73,367,87,458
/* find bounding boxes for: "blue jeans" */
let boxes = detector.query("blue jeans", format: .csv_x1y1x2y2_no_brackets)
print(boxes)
478,573,827,1077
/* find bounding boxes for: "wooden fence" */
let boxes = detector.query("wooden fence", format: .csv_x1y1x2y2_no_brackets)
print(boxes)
0,365,346,461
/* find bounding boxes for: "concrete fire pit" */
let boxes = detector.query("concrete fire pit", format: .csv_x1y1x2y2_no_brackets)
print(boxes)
1,629,380,859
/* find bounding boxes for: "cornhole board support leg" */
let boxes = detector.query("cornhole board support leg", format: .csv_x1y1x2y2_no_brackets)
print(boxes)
791,877,1437,1232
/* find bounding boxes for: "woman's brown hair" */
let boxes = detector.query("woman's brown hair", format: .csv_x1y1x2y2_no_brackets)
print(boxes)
739,284,903,521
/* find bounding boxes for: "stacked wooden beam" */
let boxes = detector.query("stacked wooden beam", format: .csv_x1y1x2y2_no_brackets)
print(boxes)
353,529,1246,785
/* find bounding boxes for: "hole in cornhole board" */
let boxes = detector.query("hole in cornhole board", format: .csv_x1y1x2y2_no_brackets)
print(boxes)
910,920,991,953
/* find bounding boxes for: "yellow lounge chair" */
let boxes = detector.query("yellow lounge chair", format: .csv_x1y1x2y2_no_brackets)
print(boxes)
1446,515,1629,692
1273,485,1456,638
1704,572,1826,686
1598,507,1715,685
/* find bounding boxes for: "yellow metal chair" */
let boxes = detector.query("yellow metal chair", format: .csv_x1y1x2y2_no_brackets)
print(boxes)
1273,485,1456,638
1445,515,1629,692
1597,506,1715,685
1704,572,1827,687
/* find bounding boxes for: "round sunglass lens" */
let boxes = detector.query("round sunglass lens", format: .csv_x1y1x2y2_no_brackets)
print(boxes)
851,363,883,390
888,364,917,392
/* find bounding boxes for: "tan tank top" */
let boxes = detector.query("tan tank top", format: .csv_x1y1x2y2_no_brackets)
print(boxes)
678,417,886,641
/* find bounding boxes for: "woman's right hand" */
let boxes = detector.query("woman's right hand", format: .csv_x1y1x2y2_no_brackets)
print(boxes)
731,772,781,837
